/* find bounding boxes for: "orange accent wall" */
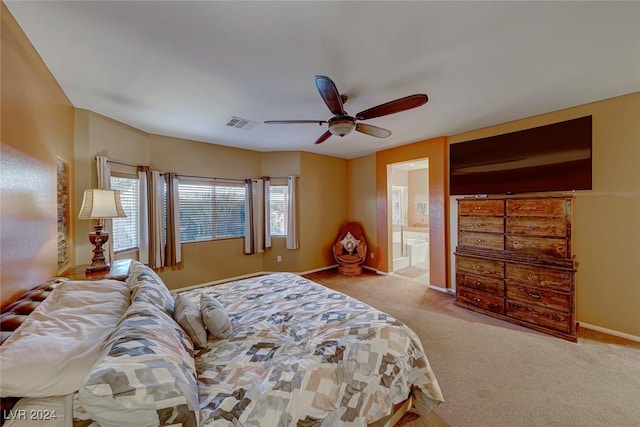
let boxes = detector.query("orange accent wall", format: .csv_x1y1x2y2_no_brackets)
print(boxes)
1,4,75,306
375,136,449,288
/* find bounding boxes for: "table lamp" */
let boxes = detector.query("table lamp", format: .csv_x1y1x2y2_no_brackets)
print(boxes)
78,189,127,273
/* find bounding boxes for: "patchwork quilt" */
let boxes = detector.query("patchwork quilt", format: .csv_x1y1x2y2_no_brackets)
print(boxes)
180,272,444,426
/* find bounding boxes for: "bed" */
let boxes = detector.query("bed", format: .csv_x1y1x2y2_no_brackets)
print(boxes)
0,261,443,426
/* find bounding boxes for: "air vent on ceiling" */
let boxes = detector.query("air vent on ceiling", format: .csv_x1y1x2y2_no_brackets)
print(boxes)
225,116,258,130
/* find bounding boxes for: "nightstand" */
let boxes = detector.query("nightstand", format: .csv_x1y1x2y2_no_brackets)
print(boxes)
63,259,133,281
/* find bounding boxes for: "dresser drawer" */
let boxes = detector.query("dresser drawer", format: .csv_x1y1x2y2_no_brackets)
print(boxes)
459,215,504,233
506,235,567,258
506,301,571,333
457,273,504,296
506,264,571,291
459,200,504,216
507,217,566,238
507,198,568,217
459,231,504,250
507,282,570,312
457,256,505,278
457,287,505,314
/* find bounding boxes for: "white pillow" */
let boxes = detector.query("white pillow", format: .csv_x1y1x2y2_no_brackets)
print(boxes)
200,294,232,339
0,280,130,398
173,293,207,348
79,300,199,427
339,231,360,254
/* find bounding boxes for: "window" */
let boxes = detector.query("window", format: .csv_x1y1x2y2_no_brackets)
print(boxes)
269,185,288,236
178,182,245,243
110,176,139,252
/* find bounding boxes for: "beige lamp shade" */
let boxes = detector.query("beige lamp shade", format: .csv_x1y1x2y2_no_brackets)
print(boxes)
78,189,127,219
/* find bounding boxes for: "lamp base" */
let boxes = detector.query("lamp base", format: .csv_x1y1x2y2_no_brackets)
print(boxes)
87,224,111,273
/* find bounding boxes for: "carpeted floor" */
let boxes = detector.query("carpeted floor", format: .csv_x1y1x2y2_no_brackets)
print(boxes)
304,268,640,427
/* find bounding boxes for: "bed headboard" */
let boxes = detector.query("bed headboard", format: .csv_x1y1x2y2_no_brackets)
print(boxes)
0,278,67,345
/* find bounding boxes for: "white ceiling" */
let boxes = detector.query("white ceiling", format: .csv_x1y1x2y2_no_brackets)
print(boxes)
6,1,640,160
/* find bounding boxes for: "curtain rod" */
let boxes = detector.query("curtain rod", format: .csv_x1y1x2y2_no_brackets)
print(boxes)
104,159,139,168
162,173,298,181
174,173,245,182
100,157,299,181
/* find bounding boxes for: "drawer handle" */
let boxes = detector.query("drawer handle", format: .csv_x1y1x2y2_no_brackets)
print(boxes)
475,239,486,243
529,312,539,317
527,273,539,279
527,292,542,299
473,297,482,302
474,207,482,210
475,223,485,227
475,264,481,269
474,281,481,286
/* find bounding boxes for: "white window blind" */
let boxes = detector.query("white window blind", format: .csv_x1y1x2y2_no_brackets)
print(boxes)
110,176,139,252
178,182,245,242
269,185,288,236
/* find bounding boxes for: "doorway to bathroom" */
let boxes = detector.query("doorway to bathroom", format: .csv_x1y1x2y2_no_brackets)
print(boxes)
389,158,429,282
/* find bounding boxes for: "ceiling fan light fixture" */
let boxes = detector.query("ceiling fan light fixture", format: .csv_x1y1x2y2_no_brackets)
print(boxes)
329,118,355,136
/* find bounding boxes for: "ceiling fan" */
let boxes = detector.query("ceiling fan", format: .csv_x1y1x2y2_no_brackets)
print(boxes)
264,75,428,145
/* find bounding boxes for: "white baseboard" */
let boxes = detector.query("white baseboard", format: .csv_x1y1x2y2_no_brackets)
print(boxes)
429,285,455,295
172,272,266,292
578,322,640,343
363,265,386,275
299,264,339,275
172,265,339,293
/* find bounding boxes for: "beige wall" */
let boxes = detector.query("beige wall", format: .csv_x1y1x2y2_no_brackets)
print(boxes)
449,92,640,337
347,154,378,268
408,168,429,228
72,110,349,289
74,110,151,265
299,152,349,271
1,4,75,305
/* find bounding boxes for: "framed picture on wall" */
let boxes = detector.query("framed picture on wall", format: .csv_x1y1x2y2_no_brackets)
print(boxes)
57,157,71,273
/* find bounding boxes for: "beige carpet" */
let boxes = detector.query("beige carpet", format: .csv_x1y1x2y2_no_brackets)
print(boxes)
304,269,640,427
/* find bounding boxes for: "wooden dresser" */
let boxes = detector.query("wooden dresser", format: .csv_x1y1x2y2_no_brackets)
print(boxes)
454,195,578,341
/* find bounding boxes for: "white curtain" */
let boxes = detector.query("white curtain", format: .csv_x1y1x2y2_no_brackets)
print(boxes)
286,176,299,250
149,171,165,268
138,168,149,265
244,179,265,254
96,155,114,263
264,177,272,249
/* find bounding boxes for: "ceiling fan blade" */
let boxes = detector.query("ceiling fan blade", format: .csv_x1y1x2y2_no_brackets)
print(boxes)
315,75,345,116
355,123,392,138
356,94,428,120
264,120,327,125
314,130,333,145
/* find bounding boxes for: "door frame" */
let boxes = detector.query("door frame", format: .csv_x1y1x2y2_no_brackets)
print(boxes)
375,136,449,288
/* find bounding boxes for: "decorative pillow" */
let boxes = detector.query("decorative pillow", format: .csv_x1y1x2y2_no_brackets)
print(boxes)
79,300,198,427
127,261,174,315
173,293,207,348
0,280,129,398
339,231,360,254
200,294,232,339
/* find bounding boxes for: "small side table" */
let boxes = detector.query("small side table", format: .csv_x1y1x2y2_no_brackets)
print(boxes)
63,259,133,281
